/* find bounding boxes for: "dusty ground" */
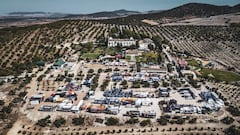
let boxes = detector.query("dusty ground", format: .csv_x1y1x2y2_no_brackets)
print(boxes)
0,19,59,28
162,13,240,26
142,19,159,25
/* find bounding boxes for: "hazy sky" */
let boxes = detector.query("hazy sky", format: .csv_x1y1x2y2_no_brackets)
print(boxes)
0,0,239,14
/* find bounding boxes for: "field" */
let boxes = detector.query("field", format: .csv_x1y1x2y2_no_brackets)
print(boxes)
199,68,240,82
186,59,201,68
82,53,101,59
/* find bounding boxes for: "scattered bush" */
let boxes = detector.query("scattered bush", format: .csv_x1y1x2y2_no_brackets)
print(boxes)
221,116,234,124
104,68,112,73
189,118,197,124
157,116,168,125
97,68,102,73
88,69,94,74
153,81,159,88
105,117,119,126
0,100,4,106
125,118,139,124
224,125,240,135
72,116,85,126
36,115,51,127
53,117,66,128
175,118,185,124
140,119,151,127
226,106,240,116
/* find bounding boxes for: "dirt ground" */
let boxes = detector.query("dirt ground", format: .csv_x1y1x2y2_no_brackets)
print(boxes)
0,19,58,29
142,19,159,26
162,13,240,26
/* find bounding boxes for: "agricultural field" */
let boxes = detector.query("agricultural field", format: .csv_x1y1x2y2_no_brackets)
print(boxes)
82,53,101,59
186,59,201,68
0,20,239,77
199,68,240,82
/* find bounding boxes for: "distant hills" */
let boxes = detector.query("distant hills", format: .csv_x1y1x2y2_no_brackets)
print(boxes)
2,9,140,19
1,3,240,25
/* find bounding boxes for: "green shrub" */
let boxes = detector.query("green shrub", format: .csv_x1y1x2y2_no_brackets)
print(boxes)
140,119,151,127
221,116,234,124
36,115,51,127
105,117,119,126
176,118,185,124
125,118,139,124
72,116,85,126
157,116,168,125
189,118,197,124
53,117,66,128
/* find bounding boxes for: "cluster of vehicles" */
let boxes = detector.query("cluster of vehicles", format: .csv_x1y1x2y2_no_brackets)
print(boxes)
85,104,120,115
124,110,156,118
83,90,95,100
44,90,78,102
103,88,133,97
39,99,83,113
85,103,157,117
178,88,196,99
127,73,161,82
103,61,128,67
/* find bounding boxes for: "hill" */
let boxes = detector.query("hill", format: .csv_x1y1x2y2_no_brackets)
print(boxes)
148,3,235,18
99,3,240,25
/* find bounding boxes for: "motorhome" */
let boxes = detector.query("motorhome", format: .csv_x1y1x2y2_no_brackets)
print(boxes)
141,110,156,118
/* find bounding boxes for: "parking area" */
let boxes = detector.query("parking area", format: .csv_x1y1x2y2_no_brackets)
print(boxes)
23,51,225,122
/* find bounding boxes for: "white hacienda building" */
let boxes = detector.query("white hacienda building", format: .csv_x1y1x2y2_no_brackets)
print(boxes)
108,37,137,47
